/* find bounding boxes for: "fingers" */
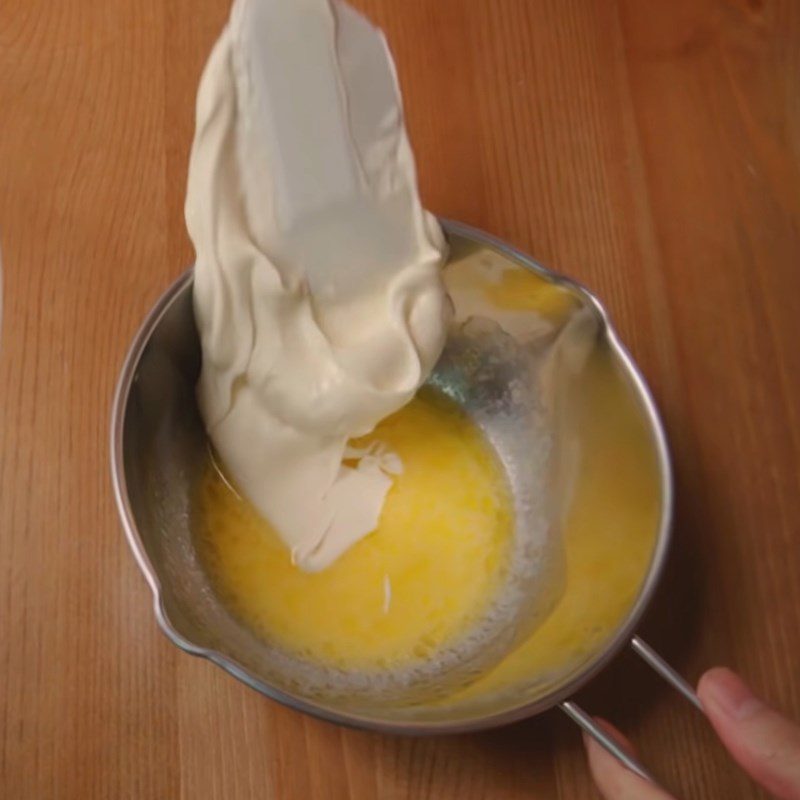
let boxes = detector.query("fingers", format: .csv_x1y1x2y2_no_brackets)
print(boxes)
582,668,800,799
584,718,678,800
698,667,800,800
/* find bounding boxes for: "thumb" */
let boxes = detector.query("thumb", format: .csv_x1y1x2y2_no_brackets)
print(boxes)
698,667,800,800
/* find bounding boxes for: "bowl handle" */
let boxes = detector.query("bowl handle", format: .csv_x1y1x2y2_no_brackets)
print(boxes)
559,636,702,784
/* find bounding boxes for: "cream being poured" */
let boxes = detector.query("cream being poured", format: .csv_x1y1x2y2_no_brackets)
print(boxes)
186,0,450,571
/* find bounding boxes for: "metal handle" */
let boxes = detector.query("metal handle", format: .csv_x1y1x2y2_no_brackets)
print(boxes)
630,635,702,711
560,636,701,785
561,700,656,782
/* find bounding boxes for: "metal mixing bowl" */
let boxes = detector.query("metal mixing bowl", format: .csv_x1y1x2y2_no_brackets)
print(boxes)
112,221,690,777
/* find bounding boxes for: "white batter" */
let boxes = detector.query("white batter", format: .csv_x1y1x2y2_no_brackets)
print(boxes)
186,0,450,571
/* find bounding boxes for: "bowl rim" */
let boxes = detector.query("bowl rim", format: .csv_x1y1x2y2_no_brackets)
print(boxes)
110,219,674,734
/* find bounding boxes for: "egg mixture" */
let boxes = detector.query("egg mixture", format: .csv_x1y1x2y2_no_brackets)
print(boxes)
195,390,515,671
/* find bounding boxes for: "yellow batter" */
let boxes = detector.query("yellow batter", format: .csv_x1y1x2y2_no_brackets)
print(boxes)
195,390,514,671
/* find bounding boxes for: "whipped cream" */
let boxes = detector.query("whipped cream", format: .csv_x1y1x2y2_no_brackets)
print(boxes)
186,0,450,571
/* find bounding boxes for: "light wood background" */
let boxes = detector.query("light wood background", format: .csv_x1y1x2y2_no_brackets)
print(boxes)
2,0,799,797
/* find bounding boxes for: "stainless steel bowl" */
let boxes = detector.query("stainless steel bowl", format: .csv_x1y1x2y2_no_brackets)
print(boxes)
111,221,692,779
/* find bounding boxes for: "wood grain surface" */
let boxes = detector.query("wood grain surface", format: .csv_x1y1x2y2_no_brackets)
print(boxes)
2,0,799,797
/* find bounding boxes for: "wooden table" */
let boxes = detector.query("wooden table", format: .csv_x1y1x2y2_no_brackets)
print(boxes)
2,1,799,797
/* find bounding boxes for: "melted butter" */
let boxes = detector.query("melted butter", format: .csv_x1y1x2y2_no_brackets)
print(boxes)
195,390,514,671
194,340,660,697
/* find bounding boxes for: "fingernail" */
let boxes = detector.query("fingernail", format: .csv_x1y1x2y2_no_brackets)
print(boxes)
700,667,764,721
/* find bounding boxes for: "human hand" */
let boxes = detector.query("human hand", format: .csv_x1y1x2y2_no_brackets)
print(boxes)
583,667,800,799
